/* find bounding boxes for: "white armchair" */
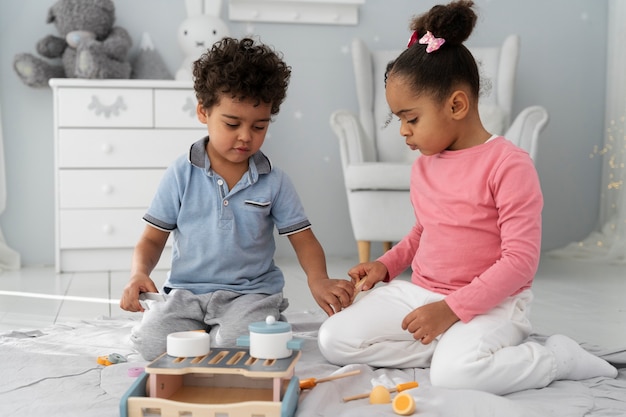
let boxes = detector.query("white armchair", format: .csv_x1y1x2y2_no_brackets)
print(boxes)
331,35,548,263
504,105,548,161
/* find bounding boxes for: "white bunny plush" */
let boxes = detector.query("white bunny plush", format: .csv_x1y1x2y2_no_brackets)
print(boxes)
175,0,230,80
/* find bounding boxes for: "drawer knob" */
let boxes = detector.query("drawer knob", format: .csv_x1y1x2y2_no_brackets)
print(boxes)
101,143,113,154
101,184,113,194
102,224,114,234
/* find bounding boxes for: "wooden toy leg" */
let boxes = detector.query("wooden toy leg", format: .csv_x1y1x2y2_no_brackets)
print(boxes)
275,367,295,401
149,374,183,399
273,377,282,402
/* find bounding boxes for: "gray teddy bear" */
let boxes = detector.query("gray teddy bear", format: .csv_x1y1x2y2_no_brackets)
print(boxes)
13,0,132,88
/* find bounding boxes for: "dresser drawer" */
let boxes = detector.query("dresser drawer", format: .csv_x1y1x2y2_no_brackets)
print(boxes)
59,169,165,209
56,87,154,127
155,89,201,128
59,209,147,249
58,129,203,168
51,80,195,272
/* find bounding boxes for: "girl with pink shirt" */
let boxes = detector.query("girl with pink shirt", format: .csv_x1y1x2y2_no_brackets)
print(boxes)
318,0,617,395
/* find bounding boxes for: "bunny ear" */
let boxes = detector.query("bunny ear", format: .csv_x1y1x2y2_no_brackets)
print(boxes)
185,0,222,17
203,0,223,17
185,0,203,17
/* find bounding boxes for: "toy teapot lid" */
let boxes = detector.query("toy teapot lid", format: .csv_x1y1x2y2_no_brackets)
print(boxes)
248,315,291,334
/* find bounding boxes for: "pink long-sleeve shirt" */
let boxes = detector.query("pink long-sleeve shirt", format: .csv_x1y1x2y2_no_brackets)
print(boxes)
378,137,543,323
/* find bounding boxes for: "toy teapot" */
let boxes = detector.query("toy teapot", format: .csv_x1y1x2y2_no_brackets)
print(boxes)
237,316,303,359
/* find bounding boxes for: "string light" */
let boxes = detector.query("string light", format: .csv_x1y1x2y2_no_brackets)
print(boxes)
577,102,626,259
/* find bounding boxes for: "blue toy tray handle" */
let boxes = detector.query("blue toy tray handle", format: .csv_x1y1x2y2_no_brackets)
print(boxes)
286,338,304,350
236,335,251,347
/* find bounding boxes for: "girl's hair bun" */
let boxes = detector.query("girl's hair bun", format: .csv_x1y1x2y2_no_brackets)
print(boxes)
410,0,477,46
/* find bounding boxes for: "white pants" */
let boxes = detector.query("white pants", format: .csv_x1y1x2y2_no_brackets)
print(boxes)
318,280,558,395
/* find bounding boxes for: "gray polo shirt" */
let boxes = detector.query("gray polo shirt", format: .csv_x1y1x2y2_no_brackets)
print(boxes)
143,137,311,295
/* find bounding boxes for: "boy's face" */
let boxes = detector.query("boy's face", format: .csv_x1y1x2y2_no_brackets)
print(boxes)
197,94,272,166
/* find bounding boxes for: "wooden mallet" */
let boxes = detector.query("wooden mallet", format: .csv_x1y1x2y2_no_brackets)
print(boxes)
352,277,367,302
342,381,419,402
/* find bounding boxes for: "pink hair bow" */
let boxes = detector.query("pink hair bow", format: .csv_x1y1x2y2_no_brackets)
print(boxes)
407,31,419,48
419,31,445,53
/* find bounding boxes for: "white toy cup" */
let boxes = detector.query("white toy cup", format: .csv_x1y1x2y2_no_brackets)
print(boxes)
166,331,211,357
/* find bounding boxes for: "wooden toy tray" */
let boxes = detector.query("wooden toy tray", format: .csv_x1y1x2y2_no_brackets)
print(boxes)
121,348,302,417
146,347,300,377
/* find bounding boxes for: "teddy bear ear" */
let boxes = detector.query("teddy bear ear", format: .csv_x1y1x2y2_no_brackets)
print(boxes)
185,0,222,17
45,5,56,24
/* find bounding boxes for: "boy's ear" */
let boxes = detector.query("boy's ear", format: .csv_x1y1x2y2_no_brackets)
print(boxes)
196,103,208,124
449,90,470,120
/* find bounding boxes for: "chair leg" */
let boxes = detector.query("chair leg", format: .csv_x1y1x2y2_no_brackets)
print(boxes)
357,240,371,263
382,241,392,252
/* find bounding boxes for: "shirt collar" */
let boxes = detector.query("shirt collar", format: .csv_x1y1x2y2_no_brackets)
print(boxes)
188,136,272,175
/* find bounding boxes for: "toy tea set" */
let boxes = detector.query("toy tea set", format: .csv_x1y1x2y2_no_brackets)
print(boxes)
119,315,418,416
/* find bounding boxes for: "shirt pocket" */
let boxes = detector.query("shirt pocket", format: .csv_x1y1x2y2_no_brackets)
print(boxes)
244,199,271,209
243,200,272,239
243,199,272,217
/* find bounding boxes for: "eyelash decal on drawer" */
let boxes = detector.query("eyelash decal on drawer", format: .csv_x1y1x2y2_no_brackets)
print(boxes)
244,200,271,208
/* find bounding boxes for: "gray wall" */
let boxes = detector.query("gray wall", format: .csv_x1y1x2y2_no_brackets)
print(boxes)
0,1,608,267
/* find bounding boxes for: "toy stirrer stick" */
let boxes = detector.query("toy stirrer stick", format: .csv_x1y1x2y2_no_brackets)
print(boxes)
299,369,361,390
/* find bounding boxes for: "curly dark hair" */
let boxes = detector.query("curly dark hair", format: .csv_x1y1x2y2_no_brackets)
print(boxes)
386,0,479,104
192,37,291,115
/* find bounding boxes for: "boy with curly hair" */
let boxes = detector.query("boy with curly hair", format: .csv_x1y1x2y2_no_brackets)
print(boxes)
121,37,355,361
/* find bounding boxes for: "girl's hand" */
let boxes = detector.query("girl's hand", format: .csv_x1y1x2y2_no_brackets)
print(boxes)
401,300,460,344
308,278,356,316
347,261,389,292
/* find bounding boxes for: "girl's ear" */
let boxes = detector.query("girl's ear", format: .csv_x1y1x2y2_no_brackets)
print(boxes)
449,90,470,120
197,103,209,124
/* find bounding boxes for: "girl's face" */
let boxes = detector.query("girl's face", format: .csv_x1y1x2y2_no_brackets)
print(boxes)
385,76,458,156
197,94,272,167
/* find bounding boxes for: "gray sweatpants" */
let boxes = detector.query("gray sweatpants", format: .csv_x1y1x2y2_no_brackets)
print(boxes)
130,289,289,361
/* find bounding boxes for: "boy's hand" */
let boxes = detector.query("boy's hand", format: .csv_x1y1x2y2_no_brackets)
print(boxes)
309,278,357,316
120,274,159,312
347,261,389,293
401,300,459,344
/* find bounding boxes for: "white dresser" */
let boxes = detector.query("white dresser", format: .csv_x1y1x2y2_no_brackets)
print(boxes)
50,79,205,272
